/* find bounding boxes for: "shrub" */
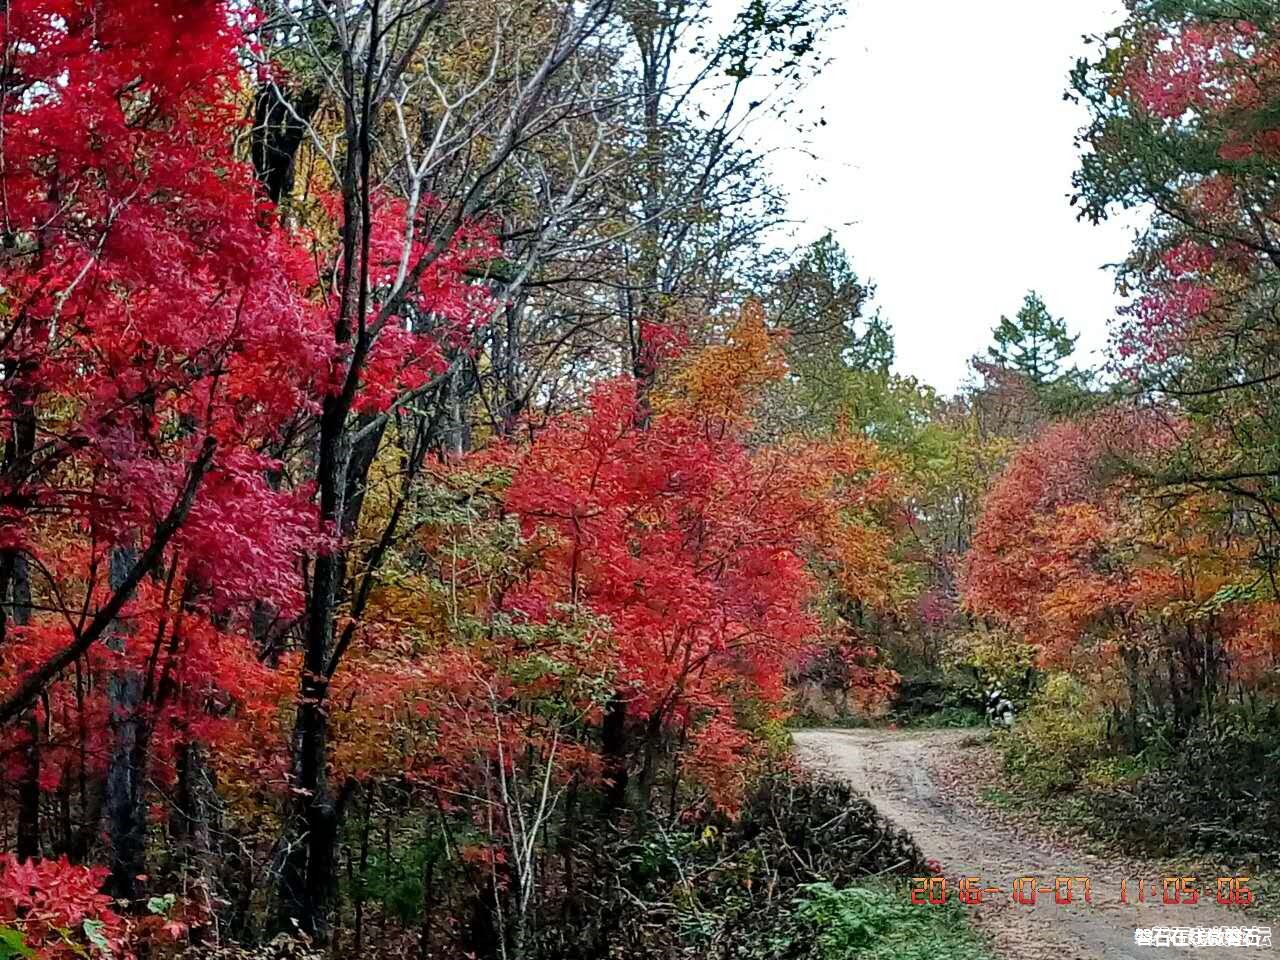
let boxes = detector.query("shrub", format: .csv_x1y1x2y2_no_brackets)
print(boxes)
529,771,930,959
910,705,985,729
943,626,1037,695
1002,674,1106,794
178,936,322,960
0,856,130,960
1082,754,1150,789
888,671,983,726
793,882,992,960
1084,712,1280,865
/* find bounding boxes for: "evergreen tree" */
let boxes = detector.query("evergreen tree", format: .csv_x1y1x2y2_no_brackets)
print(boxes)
770,232,893,374
760,234,912,440
987,291,1077,387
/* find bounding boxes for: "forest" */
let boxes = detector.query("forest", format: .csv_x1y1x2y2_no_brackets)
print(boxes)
0,0,1279,958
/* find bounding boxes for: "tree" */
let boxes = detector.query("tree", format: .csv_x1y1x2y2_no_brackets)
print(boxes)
245,0,616,937
770,232,891,375
987,291,1078,388
611,0,840,415
0,0,343,902
502,305,902,812
963,412,1268,748
1071,1,1280,584
0,1,923,955
760,234,906,441
0,0,507,934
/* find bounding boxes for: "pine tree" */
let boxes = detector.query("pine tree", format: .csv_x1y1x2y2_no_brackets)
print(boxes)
987,291,1077,387
771,232,893,375
850,311,895,374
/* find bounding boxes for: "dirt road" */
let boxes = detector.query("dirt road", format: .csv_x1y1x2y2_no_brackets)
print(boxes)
793,728,1270,960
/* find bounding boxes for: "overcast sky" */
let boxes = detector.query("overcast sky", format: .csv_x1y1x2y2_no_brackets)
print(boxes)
760,0,1144,395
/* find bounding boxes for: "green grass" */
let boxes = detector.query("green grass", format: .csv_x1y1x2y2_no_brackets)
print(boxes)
794,881,994,960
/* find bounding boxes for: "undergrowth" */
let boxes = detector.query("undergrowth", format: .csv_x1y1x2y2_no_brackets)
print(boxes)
991,679,1280,882
792,882,992,960
905,705,985,729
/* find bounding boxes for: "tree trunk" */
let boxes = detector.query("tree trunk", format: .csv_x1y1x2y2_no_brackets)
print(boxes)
5,554,40,861
172,740,221,936
280,403,387,939
16,706,40,861
494,297,525,438
250,84,322,207
635,710,665,814
1121,643,1142,753
104,545,147,902
4,348,40,860
417,848,436,960
353,787,372,954
600,693,629,813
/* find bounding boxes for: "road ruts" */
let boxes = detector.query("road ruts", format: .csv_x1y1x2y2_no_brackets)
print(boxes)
793,728,1269,960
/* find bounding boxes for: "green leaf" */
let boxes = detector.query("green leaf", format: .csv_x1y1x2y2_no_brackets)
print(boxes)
0,927,35,960
146,893,176,917
82,918,112,957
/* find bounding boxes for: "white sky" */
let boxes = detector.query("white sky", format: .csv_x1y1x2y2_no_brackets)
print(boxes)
761,0,1145,395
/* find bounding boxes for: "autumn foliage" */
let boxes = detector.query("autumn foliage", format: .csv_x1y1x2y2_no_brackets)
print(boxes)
0,4,914,952
24,0,1280,953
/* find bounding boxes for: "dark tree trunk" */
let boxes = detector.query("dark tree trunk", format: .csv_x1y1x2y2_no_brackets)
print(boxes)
5,553,40,861
104,545,147,902
4,347,40,860
600,693,629,813
463,884,501,960
280,404,387,938
1121,643,1143,752
353,787,372,954
560,781,578,927
635,709,665,814
417,848,437,959
16,707,40,861
491,296,526,438
250,85,322,206
172,740,221,930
